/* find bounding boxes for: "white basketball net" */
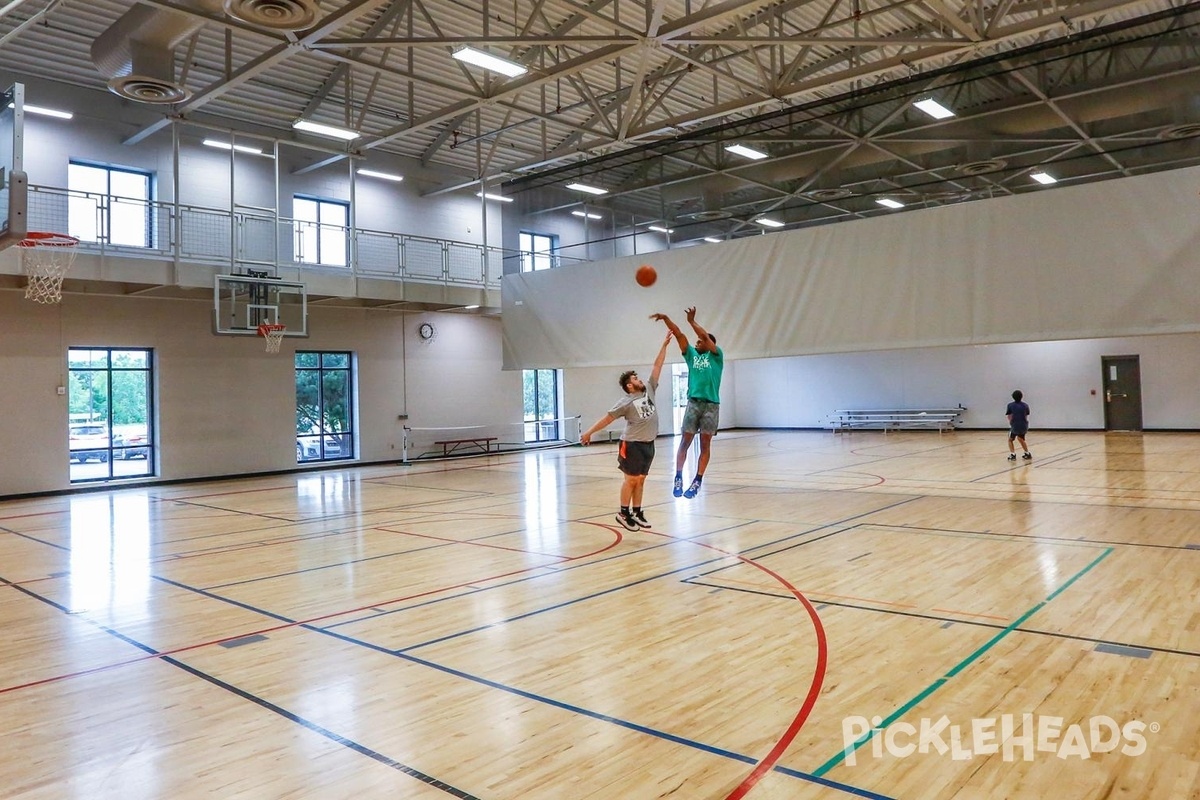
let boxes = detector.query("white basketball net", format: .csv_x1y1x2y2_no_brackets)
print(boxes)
259,324,287,353
20,233,79,304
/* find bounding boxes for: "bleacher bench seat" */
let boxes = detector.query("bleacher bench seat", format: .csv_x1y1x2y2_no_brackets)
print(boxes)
829,407,965,433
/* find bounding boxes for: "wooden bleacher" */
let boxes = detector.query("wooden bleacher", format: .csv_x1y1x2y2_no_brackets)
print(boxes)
828,406,965,433
432,436,498,456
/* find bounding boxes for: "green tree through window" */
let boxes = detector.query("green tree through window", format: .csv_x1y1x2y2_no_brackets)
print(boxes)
295,351,353,462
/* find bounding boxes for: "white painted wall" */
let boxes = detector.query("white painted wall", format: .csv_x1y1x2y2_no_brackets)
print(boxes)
5,73,504,248
730,334,1200,430
0,290,518,496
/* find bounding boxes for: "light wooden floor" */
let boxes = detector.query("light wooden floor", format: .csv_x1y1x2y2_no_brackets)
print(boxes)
1,430,1197,800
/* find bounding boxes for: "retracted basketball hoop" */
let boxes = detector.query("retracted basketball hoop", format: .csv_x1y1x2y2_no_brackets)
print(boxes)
19,232,79,304
257,322,287,353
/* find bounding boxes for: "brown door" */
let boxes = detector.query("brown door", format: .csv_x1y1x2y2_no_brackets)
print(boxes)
1101,355,1143,431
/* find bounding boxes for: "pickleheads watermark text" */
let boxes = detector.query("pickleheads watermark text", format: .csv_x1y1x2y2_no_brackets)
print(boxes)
841,714,1157,765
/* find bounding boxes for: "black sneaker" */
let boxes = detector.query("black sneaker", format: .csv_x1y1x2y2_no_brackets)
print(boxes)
1007,454,1017,461
615,511,639,531
672,475,683,498
632,510,651,529
1022,452,1032,460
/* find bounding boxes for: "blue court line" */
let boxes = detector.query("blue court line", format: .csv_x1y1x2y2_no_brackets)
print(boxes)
163,655,483,798
395,549,737,652
812,546,1114,777
323,520,761,630
8,524,897,798
5,571,483,799
385,507,904,652
318,625,893,800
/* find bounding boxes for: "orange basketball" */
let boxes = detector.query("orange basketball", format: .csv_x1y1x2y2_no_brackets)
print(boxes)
635,264,657,287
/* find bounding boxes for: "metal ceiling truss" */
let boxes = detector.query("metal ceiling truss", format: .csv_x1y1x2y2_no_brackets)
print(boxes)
0,0,1198,243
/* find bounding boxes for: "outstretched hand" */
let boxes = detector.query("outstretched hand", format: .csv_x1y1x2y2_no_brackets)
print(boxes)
685,306,697,322
650,312,668,322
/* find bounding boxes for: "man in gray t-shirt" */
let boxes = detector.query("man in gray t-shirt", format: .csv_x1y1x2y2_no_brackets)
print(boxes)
581,333,672,532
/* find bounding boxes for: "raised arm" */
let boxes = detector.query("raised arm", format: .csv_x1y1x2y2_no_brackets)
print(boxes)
685,306,713,348
649,332,672,387
651,312,688,353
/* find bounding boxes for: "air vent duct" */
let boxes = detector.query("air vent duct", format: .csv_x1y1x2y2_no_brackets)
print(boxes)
805,188,852,201
957,159,1007,175
224,0,320,31
1159,124,1200,140
91,0,225,104
684,209,732,221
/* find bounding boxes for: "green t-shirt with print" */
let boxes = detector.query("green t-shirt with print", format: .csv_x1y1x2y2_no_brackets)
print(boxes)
684,344,724,403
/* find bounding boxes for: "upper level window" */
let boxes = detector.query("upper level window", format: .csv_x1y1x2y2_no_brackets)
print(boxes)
519,231,557,272
294,196,348,266
68,162,153,247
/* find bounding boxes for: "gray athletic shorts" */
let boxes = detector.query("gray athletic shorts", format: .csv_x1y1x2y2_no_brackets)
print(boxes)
682,399,720,435
618,440,655,475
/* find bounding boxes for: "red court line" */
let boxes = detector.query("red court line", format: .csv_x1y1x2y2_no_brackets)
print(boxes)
0,519,624,697
644,530,828,800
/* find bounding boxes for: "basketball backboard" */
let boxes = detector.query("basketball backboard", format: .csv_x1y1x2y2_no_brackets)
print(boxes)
214,272,308,336
0,82,28,250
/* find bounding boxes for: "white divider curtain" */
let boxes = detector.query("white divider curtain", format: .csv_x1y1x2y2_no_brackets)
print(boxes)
502,164,1200,370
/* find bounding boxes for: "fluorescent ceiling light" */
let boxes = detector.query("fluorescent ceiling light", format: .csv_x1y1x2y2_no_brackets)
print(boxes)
358,169,404,182
703,237,722,243
9,102,73,120
913,98,955,120
725,143,768,160
648,225,674,234
1030,171,1057,185
566,182,607,195
463,304,480,310
571,210,602,220
876,198,905,209
476,192,513,202
293,119,360,140
452,46,527,78
203,139,263,155
755,217,784,227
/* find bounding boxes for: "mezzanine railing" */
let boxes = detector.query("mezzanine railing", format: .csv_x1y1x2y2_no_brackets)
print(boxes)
24,184,563,289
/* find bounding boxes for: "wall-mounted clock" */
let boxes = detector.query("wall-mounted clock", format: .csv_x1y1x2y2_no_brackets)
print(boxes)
418,322,436,341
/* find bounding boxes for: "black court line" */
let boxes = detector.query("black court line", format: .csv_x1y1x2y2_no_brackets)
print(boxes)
869,521,1200,552
682,579,1200,659
3,524,892,799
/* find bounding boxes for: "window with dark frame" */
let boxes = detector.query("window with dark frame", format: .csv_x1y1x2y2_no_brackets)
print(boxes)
523,369,560,442
293,195,349,266
67,162,154,248
519,231,557,272
68,347,155,483
295,351,354,462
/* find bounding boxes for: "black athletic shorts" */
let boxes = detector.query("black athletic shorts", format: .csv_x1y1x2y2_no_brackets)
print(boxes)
617,440,655,476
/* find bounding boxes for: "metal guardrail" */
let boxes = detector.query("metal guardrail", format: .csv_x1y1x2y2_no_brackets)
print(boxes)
24,184,545,289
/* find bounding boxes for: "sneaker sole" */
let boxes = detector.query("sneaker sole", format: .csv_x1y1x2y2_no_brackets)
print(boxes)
615,515,639,531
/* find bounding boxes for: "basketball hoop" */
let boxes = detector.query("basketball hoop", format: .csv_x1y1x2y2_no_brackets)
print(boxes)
19,232,79,304
257,322,287,353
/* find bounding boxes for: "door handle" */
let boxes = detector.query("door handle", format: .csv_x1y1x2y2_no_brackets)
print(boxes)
1106,391,1127,402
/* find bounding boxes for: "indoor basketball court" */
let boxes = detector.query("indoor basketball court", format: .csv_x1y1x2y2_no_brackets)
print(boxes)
0,429,1195,798
2,1,1200,798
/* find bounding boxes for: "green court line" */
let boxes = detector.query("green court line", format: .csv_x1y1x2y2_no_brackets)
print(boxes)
812,546,1114,777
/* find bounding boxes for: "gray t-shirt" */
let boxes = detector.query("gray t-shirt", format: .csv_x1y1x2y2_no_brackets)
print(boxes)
607,378,659,443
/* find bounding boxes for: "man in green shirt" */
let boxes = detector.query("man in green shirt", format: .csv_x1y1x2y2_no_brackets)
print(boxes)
651,307,725,499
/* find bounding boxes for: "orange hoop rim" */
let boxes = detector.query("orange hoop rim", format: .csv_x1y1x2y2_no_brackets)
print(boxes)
18,232,80,248
256,323,287,336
